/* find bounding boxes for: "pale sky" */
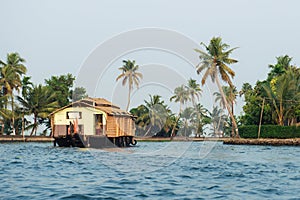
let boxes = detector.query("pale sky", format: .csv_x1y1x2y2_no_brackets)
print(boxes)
1,0,300,114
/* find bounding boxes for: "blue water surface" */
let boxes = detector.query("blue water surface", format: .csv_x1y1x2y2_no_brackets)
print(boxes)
1,141,300,199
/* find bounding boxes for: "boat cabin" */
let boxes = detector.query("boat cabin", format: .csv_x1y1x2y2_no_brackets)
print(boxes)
50,97,136,148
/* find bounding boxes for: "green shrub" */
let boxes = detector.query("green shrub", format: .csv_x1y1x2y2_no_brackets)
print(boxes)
239,125,300,138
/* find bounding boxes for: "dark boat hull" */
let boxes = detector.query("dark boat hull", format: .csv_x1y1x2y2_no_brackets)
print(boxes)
54,134,137,148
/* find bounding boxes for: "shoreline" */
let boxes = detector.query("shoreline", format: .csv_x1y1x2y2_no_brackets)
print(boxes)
1,136,300,146
223,138,300,146
0,136,54,143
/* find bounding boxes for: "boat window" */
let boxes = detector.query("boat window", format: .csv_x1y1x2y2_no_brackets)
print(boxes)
66,111,82,119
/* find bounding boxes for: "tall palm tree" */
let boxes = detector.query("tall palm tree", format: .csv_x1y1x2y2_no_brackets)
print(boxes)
170,85,190,137
214,86,238,136
195,37,239,137
17,85,58,136
116,60,143,111
186,78,202,106
0,53,27,135
214,86,238,114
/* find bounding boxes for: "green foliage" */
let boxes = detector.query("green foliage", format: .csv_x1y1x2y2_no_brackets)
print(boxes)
130,95,175,137
18,84,59,136
240,56,300,126
0,52,27,135
71,87,88,101
45,73,75,107
116,60,143,111
239,125,300,138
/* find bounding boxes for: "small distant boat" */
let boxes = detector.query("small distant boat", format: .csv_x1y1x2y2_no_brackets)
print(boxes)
49,97,137,148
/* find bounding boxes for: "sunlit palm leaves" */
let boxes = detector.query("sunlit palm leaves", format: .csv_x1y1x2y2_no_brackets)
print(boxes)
17,85,58,136
195,37,239,137
116,60,143,111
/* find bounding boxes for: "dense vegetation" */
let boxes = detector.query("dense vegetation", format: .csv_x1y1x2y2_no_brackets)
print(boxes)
0,53,87,136
1,37,299,138
239,125,300,139
127,38,300,138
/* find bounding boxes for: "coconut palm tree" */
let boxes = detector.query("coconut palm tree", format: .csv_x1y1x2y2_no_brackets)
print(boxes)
263,69,300,126
130,105,150,136
195,37,239,137
170,85,190,137
214,86,238,114
267,55,293,81
179,107,194,137
116,60,143,111
0,53,27,135
170,85,190,113
144,95,169,136
192,103,210,136
239,82,252,98
186,78,202,106
17,84,58,136
208,106,227,137
214,86,238,136
21,76,33,99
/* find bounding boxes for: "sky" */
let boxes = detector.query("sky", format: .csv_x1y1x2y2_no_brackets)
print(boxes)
1,0,300,114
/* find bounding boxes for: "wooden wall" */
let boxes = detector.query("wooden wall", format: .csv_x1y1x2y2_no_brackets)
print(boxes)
106,115,135,137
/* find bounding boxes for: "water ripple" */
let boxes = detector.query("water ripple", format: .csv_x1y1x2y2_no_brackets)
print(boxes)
1,142,300,199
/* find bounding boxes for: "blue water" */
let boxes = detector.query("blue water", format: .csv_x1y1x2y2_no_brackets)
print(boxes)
1,141,300,199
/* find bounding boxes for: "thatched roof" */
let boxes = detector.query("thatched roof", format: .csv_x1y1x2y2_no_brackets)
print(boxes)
49,97,133,117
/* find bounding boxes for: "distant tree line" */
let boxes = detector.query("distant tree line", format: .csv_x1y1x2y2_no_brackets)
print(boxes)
2,37,299,138
0,53,87,136
117,37,300,138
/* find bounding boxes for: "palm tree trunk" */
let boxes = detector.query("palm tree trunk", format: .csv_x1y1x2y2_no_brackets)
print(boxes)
231,101,234,137
22,114,25,138
11,95,15,135
171,114,180,138
215,76,239,138
143,126,152,137
30,115,37,136
126,85,131,112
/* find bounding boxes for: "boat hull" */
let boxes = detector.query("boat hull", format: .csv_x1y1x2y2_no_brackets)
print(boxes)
54,134,137,148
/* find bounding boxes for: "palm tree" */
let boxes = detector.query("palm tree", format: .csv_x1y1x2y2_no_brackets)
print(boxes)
239,82,252,98
170,85,190,113
262,69,300,126
195,37,239,137
186,78,202,106
116,60,143,111
21,76,33,98
267,55,293,81
179,107,194,137
17,85,58,136
144,95,169,136
0,53,27,135
214,86,238,114
192,103,210,136
130,105,150,136
214,86,238,136
208,106,227,137
170,85,190,137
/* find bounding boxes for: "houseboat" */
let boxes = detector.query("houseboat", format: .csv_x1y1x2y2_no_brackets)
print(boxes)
50,97,137,148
